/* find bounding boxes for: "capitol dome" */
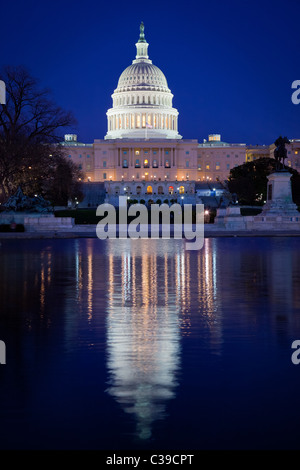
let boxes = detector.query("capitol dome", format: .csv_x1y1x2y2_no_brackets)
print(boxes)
105,22,182,140
116,63,169,92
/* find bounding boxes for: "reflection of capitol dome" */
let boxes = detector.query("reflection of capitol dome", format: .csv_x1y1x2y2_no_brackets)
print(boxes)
105,22,182,140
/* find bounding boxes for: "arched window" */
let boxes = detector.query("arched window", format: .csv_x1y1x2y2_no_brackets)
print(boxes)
123,159,128,168
179,186,185,194
147,186,153,194
115,187,120,195
135,159,140,167
144,159,149,168
136,186,142,195
165,159,170,168
169,186,174,195
152,159,158,168
158,186,164,195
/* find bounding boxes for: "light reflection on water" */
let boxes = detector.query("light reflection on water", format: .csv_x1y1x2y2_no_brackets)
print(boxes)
0,237,300,449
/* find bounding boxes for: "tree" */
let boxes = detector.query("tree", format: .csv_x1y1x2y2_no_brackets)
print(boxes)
228,157,300,206
0,65,82,205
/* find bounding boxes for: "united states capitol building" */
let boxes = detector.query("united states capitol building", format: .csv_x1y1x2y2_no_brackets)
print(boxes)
61,23,300,206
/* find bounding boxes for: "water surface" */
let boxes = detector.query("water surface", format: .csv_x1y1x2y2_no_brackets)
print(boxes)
0,237,300,449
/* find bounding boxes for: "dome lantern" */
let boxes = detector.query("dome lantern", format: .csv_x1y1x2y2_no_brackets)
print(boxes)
135,22,150,62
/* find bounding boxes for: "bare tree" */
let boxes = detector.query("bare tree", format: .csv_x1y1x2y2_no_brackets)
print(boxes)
0,65,81,203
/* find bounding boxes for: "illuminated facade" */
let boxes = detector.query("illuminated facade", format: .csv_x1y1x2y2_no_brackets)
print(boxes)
61,24,300,192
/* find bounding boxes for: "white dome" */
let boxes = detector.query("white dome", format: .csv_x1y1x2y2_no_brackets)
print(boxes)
116,63,170,92
105,22,181,141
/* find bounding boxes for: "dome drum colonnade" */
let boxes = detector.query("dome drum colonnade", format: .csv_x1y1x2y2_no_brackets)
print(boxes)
105,22,181,140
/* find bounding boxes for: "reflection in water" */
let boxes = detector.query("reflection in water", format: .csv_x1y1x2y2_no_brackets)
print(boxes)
104,239,220,440
105,240,181,440
1,238,300,448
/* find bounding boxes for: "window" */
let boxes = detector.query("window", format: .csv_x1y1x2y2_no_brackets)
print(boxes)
158,186,164,194
147,185,152,194
87,154,90,158
78,164,82,169
135,149,140,155
144,159,149,168
123,151,127,155
165,150,169,155
186,161,189,168
186,151,190,155
103,173,107,179
103,151,107,155
79,154,82,158
123,159,128,168
216,162,220,170
87,164,91,170
103,161,107,168
153,159,158,168
136,186,142,195
153,150,157,155
206,164,210,170
169,186,174,195
68,154,72,158
165,159,170,168
226,164,230,170
135,159,140,168
179,186,184,194
198,165,201,170
227,154,230,158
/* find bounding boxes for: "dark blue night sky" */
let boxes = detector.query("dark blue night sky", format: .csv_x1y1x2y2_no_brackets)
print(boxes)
1,0,299,145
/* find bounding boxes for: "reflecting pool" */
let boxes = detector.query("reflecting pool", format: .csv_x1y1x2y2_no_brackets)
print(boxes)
0,237,300,449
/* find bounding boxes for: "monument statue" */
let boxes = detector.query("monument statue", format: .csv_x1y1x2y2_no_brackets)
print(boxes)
274,136,290,170
138,21,146,42
3,186,53,212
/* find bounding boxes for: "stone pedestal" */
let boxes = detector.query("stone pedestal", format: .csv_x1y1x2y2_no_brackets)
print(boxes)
261,171,299,216
224,205,245,229
214,207,227,226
